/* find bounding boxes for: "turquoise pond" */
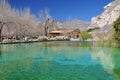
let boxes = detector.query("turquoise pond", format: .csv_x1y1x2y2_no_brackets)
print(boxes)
0,41,120,80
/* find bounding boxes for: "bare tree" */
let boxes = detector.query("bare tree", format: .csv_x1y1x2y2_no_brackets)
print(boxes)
39,9,52,36
0,0,56,42
0,0,18,41
17,8,37,37
0,0,38,42
37,22,45,36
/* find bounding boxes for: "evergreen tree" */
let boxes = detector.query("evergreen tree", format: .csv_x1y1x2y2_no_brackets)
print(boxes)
113,16,120,44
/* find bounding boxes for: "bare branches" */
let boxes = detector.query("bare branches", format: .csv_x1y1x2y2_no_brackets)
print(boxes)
0,1,55,42
0,0,38,41
38,9,53,36
39,9,52,21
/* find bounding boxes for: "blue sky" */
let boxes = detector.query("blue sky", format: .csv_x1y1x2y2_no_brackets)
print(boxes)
7,0,113,22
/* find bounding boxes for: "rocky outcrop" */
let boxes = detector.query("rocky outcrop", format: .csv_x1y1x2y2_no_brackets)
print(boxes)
91,25,112,41
89,0,120,41
90,0,120,28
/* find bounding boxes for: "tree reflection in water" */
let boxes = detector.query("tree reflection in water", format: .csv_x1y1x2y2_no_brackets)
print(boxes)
0,46,1,56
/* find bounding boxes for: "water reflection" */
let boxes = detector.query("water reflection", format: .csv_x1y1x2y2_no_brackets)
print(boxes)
113,67,120,80
0,46,2,56
91,47,120,80
0,42,119,80
0,46,2,63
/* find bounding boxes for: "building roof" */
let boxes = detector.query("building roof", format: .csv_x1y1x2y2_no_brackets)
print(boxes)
49,31,63,34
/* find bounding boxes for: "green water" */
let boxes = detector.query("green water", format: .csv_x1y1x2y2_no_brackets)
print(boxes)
0,41,120,80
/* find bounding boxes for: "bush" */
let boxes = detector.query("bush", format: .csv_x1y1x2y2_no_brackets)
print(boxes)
79,31,92,41
113,16,120,45
87,27,99,32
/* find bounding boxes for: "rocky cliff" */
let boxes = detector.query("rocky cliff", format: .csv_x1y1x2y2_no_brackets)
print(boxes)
89,0,120,41
90,0,120,28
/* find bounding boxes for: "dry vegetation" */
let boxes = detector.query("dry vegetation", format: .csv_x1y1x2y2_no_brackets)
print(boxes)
0,0,54,42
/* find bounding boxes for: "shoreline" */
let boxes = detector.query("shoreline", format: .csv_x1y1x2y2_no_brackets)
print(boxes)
0,40,119,48
0,40,94,45
0,40,69,45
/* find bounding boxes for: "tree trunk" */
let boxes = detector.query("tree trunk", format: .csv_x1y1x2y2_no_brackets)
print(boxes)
44,19,49,37
44,24,48,36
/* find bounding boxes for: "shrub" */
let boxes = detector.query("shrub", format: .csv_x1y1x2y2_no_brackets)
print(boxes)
87,27,99,32
113,16,120,45
79,31,92,41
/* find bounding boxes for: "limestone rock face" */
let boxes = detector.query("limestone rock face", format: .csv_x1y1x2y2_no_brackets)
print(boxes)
90,0,120,28
89,0,120,41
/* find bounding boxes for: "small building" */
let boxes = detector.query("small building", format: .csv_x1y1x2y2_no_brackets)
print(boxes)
68,29,80,38
48,31,64,38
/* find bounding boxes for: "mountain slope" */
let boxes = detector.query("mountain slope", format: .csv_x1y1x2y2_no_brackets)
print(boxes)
63,20,90,31
90,0,120,28
89,0,120,41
